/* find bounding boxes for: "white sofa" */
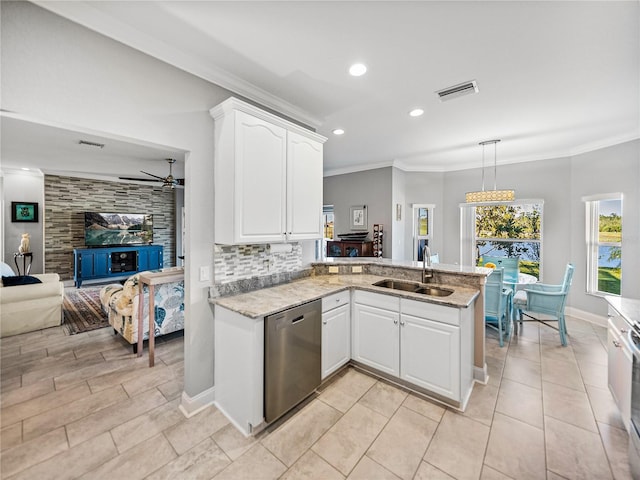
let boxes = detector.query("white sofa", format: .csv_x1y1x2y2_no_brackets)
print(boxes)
0,267,65,337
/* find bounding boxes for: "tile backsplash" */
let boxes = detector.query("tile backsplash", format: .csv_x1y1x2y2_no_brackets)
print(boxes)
214,243,303,284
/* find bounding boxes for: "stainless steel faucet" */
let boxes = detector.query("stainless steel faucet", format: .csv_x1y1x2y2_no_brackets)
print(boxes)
422,245,433,283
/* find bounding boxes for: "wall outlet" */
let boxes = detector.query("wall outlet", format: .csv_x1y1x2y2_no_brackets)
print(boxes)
352,266,363,273
328,266,339,274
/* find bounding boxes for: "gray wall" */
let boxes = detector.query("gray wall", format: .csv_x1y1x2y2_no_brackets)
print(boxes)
324,167,393,257
2,1,221,403
325,139,639,316
44,175,176,280
2,169,45,274
402,171,445,261
570,140,640,312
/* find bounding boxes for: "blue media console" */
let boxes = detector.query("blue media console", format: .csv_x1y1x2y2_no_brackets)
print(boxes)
73,245,163,287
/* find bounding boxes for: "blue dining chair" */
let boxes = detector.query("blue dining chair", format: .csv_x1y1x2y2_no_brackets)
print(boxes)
513,263,574,346
481,256,519,291
485,268,513,347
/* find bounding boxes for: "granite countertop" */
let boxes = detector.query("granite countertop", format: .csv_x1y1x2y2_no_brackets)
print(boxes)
605,296,640,326
212,273,480,319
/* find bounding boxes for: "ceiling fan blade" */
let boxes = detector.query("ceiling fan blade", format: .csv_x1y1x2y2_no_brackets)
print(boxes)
140,170,166,181
118,176,161,182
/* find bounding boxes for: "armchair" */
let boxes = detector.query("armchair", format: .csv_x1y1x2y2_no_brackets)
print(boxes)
100,268,184,352
485,268,513,347
514,263,574,346
481,256,519,290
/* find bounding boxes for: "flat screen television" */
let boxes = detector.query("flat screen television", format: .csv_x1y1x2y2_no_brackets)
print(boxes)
84,212,153,247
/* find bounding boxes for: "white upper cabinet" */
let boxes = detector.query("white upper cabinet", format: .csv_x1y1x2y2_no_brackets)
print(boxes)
210,97,326,244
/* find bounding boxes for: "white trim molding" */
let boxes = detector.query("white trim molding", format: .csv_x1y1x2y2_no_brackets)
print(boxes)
179,387,215,418
566,306,607,328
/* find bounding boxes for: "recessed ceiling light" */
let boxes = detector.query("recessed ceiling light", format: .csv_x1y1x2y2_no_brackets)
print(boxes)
349,63,367,77
332,128,345,135
21,167,30,171
409,108,424,117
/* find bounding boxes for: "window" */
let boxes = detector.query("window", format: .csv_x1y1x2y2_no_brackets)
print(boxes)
412,204,434,261
475,202,543,278
323,205,334,240
584,194,622,295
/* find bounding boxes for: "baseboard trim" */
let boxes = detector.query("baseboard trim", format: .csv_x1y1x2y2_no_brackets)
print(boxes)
474,364,489,384
566,307,607,327
179,387,215,418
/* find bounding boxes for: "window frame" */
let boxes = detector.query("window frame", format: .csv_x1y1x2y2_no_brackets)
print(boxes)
412,204,434,261
468,200,544,279
583,193,623,297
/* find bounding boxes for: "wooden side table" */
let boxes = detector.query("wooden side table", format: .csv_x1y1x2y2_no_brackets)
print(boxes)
137,268,184,367
14,252,33,276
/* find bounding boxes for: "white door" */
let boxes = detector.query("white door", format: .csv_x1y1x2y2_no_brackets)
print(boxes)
400,313,460,401
352,303,399,376
322,304,351,379
286,131,323,240
234,111,287,243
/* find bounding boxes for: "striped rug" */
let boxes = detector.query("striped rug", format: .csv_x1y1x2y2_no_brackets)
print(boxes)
63,287,109,334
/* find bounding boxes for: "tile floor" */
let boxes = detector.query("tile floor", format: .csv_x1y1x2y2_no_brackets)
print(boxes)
0,315,632,479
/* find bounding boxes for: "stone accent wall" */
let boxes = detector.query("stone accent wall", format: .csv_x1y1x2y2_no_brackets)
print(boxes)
44,175,176,280
214,243,303,284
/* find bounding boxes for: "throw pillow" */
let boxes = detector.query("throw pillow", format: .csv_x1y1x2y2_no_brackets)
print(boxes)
0,262,15,277
2,275,42,287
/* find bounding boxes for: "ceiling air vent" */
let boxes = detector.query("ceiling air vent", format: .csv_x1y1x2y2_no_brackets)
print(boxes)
436,80,479,102
78,140,105,149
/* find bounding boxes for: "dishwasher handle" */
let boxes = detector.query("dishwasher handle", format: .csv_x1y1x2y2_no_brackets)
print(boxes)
291,315,305,324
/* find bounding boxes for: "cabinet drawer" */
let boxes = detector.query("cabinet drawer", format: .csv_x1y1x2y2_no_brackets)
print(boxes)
608,308,632,336
322,290,350,313
353,290,400,311
401,298,460,327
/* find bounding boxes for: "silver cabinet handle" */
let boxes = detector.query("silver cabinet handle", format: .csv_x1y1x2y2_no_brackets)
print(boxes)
323,320,327,325
612,340,621,348
393,319,398,325
400,320,406,326
621,328,628,334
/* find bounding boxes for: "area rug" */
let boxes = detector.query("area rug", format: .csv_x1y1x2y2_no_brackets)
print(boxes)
63,287,109,335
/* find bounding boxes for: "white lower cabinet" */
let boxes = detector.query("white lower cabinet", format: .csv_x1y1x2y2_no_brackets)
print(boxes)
322,291,351,379
400,313,460,400
352,290,473,404
607,307,632,432
352,292,400,376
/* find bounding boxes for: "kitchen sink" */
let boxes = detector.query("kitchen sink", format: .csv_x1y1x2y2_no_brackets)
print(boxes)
373,279,421,292
373,279,454,297
414,286,454,297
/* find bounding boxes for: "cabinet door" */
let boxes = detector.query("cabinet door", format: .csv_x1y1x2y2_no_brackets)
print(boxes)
608,319,632,431
138,249,149,272
94,252,109,276
79,252,95,278
401,313,460,400
322,304,351,380
352,303,399,376
234,111,287,243
286,131,323,240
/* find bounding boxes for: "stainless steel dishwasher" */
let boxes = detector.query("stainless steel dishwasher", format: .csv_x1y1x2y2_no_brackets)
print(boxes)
264,299,322,423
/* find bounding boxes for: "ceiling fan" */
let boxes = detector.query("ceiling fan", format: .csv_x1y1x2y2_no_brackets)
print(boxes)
119,158,184,188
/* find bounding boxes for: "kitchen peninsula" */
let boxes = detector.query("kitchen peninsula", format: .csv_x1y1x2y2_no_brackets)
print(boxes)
211,259,490,436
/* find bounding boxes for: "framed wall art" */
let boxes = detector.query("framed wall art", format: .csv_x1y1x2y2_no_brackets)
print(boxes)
349,205,367,230
11,202,39,223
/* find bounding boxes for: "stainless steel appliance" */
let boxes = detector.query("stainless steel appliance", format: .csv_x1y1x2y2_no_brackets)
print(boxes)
264,299,322,423
628,327,640,478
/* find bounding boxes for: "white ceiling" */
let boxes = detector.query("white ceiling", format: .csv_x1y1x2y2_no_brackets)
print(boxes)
6,1,640,178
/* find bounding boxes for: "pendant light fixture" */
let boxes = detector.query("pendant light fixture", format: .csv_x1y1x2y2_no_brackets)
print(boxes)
465,139,515,203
